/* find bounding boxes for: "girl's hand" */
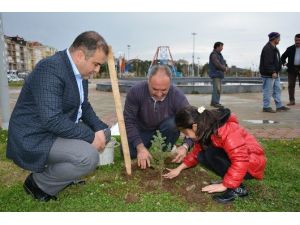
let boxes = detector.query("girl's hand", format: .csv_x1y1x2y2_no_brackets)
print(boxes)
202,183,227,193
163,168,181,179
172,145,188,163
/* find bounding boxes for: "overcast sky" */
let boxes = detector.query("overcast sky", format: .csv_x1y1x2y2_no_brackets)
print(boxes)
2,12,300,69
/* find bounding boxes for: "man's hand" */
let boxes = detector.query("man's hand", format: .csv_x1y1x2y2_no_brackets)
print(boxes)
136,144,152,169
201,183,227,193
172,145,188,163
91,130,106,151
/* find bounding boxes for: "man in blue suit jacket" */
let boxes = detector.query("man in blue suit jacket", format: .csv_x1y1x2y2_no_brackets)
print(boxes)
6,31,110,201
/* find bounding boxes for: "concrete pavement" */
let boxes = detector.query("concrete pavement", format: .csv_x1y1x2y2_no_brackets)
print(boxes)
1,79,299,139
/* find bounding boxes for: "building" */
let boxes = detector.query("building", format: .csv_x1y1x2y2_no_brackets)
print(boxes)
4,35,57,73
4,35,28,72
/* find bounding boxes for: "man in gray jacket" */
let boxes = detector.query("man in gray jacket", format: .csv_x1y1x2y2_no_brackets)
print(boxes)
208,42,227,108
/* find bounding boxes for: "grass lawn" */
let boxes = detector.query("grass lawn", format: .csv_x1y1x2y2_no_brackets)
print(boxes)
0,128,299,211
8,81,24,87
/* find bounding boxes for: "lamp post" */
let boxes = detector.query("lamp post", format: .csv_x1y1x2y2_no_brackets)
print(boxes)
197,56,200,77
0,13,10,129
191,32,197,77
127,44,131,61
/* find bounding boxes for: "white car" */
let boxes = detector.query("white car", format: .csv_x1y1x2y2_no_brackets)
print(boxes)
7,73,24,82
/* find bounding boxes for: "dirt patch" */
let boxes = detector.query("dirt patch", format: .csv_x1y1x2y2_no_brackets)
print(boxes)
122,157,230,210
124,193,139,204
0,161,29,186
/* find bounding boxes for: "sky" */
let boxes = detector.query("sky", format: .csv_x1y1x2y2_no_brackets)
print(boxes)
2,12,300,69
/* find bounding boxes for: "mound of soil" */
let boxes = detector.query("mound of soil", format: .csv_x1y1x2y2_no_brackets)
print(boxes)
122,157,229,210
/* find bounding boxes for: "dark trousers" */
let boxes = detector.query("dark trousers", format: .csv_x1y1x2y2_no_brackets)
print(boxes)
288,68,300,102
128,117,180,159
197,146,252,180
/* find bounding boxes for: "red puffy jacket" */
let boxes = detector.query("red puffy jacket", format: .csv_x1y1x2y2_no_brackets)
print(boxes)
183,114,266,189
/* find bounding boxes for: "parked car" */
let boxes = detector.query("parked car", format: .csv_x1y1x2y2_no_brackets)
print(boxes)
7,73,23,82
18,72,29,79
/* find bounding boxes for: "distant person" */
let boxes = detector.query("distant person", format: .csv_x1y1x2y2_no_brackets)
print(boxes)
6,31,111,202
208,42,228,108
281,33,300,106
124,65,193,169
259,32,290,113
163,106,266,203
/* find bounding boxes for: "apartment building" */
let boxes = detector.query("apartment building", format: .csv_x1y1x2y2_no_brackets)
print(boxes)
4,35,57,73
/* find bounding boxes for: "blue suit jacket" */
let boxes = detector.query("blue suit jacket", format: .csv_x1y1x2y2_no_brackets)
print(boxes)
6,50,108,172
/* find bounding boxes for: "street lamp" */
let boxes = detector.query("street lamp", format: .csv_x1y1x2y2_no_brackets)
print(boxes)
197,57,200,77
0,13,10,129
127,44,131,60
191,32,197,76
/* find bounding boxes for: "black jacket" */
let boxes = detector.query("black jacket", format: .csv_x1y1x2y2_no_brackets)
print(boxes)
259,42,282,77
6,50,108,172
281,45,298,73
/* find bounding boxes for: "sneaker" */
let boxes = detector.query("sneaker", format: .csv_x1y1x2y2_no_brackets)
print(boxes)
287,102,295,106
212,184,248,204
210,103,224,108
276,106,290,112
262,107,276,113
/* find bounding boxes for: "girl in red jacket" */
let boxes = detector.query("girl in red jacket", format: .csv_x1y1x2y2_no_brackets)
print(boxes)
163,106,266,203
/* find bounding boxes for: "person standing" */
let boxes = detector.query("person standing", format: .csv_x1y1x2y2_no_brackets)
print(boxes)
208,42,227,108
281,33,300,106
6,31,110,201
259,32,290,113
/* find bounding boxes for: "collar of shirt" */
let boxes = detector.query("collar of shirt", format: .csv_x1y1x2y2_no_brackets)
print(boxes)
151,96,166,102
66,49,82,80
66,48,84,123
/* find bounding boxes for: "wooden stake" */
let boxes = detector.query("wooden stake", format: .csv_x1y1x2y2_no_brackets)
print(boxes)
107,46,132,175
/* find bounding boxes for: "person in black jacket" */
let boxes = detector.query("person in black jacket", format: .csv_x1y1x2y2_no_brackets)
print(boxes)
281,34,300,105
259,32,290,113
6,31,110,201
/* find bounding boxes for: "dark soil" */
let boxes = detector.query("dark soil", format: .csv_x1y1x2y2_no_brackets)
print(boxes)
122,157,232,211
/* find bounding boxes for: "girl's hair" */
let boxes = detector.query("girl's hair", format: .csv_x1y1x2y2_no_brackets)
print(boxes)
175,106,231,149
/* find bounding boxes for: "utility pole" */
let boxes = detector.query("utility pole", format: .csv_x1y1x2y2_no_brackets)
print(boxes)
197,56,200,77
0,13,10,129
127,44,131,61
191,32,197,77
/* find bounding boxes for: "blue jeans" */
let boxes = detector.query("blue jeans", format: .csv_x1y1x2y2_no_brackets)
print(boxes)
128,117,180,159
211,78,222,104
262,76,283,109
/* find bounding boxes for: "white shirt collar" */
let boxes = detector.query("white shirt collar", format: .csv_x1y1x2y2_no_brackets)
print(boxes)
66,48,81,78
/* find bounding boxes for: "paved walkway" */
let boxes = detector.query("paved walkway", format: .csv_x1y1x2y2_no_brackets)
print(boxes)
1,79,300,140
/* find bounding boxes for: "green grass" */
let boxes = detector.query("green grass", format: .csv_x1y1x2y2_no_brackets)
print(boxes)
0,128,299,211
8,81,24,87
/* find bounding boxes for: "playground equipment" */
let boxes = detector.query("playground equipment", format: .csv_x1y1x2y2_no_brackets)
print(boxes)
149,46,182,77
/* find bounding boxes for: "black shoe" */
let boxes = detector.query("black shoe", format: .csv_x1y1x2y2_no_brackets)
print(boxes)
287,101,295,106
276,106,290,112
262,107,276,113
210,103,224,108
212,184,248,204
23,173,57,202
